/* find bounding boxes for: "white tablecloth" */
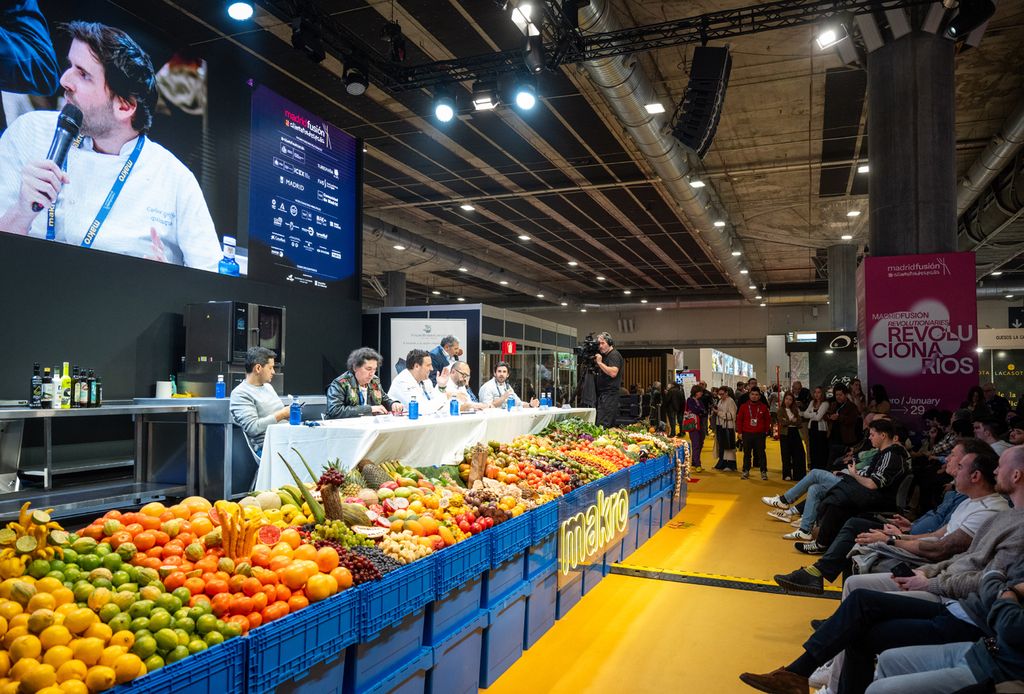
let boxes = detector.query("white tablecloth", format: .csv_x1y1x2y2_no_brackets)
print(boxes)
255,407,595,490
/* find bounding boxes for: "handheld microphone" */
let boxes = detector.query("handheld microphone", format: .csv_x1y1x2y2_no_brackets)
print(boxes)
31,104,84,212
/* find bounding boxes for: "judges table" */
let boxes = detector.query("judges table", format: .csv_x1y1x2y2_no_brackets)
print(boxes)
255,406,596,489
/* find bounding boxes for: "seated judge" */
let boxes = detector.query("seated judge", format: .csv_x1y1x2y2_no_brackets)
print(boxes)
429,335,459,385
449,363,492,411
229,347,289,456
478,361,539,408
388,348,450,414
325,347,403,419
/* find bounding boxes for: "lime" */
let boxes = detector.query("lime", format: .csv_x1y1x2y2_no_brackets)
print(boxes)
61,549,78,565
147,611,171,632
132,635,157,659
63,567,82,583
78,554,101,572
133,629,153,642
221,622,242,639
188,603,211,620
101,554,122,572
118,583,139,594
127,600,153,619
108,614,131,634
143,654,164,672
195,614,218,635
203,630,224,646
128,617,150,633
49,560,66,573
154,628,178,652
187,639,207,655
125,566,139,582
91,577,113,590
155,594,180,613
174,628,190,646
95,543,112,557
110,571,130,588
174,617,195,634
112,591,136,611
27,559,51,579
98,604,121,624
166,645,189,664
173,606,190,621
73,583,95,603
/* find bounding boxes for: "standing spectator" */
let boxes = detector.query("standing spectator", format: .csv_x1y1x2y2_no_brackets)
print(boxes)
737,387,771,480
648,381,663,430
826,384,861,466
428,335,460,385
962,385,992,419
736,377,758,408
849,378,867,412
686,385,707,473
982,381,1011,421
699,382,714,435
777,391,806,481
803,387,830,470
792,380,811,410
864,383,892,428
664,382,684,437
714,386,737,472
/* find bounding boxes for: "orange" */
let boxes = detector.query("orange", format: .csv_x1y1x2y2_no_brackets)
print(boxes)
229,595,253,616
315,547,339,573
190,516,213,538
268,555,292,573
403,520,425,537
260,601,288,623
183,577,205,596
210,593,231,617
329,567,353,590
241,577,262,597
279,528,301,550
287,593,309,612
305,574,337,602
279,565,307,591
274,584,292,602
292,544,317,562
181,496,213,513
139,502,166,518
249,545,271,568
245,612,262,630
169,504,191,520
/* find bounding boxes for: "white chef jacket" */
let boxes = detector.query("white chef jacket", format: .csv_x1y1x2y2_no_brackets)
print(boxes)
387,368,447,414
478,378,522,406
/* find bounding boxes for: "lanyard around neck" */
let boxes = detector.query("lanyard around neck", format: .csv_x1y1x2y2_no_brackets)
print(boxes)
46,135,146,246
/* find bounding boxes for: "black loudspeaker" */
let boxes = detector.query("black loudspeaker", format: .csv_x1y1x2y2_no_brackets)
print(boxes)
672,46,732,159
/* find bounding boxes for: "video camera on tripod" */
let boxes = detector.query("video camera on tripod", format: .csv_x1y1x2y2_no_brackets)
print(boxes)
574,333,602,375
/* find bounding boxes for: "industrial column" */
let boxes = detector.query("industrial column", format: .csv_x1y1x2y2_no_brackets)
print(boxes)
827,244,857,330
384,271,406,307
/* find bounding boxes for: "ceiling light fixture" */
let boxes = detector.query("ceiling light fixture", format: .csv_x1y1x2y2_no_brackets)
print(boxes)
847,210,861,217
623,290,631,295
524,34,545,74
991,271,1003,276
471,80,498,111
518,234,531,241
434,92,455,123
514,80,537,110
228,2,254,21
536,293,544,298
825,349,834,354
713,220,726,228
509,1,538,34
656,307,663,311
567,261,578,266
841,234,853,240
689,179,706,188
945,0,996,39
580,308,587,313
596,275,606,281
749,284,756,289
344,66,368,96
431,290,441,295
458,267,468,272
499,280,509,285
641,299,648,304
976,347,985,353
460,203,475,211
760,302,767,307
755,295,762,300
815,25,847,50
739,269,749,275
560,302,568,306
857,164,869,174
731,250,741,256
457,297,466,302
392,244,406,251
1006,294,1015,299
645,102,666,114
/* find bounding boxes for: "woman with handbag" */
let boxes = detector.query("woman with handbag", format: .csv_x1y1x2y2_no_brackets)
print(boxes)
685,385,707,473
803,386,830,470
714,386,738,471
776,391,807,481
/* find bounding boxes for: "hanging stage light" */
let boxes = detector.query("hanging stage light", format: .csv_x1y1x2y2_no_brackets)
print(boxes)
344,66,368,96
381,21,408,62
471,80,498,110
944,0,996,39
291,17,326,63
513,80,537,110
434,92,456,122
227,2,253,21
523,34,545,74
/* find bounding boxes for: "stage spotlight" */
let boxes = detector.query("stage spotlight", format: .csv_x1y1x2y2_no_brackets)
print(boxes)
227,2,253,21
815,24,848,49
381,21,408,62
291,17,326,63
344,66,368,96
434,94,456,122
514,81,536,110
524,35,545,74
945,0,996,38
472,80,498,110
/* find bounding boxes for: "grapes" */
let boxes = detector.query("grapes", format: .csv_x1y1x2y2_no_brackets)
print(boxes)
351,546,402,575
311,520,373,548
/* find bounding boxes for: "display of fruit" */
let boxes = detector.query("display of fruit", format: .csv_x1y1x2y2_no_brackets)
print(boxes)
213,501,263,560
356,459,392,489
349,545,402,575
0,503,67,579
379,531,435,565
310,521,373,549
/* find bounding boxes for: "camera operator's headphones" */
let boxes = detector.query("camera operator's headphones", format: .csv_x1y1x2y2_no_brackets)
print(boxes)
598,332,614,346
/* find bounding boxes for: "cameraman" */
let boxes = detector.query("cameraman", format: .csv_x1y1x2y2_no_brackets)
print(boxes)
594,332,624,427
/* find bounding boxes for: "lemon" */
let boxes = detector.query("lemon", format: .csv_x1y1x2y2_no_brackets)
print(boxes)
0,601,21,622
0,651,8,678
50,589,74,607
27,609,55,634
84,665,115,693
55,659,87,684
36,687,64,694
33,578,62,595
39,624,72,650
113,653,144,684
16,662,56,693
58,681,88,694
63,608,97,635
9,633,42,661
99,645,126,667
0,681,17,694
9,656,40,681
83,622,112,642
2,625,27,650
71,636,104,666
109,630,134,650
41,644,73,670
265,508,283,523
0,616,5,641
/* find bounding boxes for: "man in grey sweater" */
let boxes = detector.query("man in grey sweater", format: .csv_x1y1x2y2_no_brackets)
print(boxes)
229,347,289,455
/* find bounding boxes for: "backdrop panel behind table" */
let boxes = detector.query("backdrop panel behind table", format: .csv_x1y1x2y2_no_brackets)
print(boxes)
255,407,595,489
390,318,467,380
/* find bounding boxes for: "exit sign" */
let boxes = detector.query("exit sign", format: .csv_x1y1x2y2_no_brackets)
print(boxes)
1010,307,1024,329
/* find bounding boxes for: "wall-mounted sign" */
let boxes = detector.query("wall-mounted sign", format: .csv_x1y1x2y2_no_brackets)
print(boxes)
501,340,517,355
979,329,1024,349
557,471,630,587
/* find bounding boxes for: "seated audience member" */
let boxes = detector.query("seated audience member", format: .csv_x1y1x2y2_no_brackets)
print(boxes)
229,347,289,456
774,440,1003,595
761,467,845,542
1010,417,1024,447
794,419,910,555
866,561,1024,693
478,361,539,408
387,348,449,414
448,363,491,411
325,347,402,419
975,417,1012,456
743,556,1024,694
982,381,1012,422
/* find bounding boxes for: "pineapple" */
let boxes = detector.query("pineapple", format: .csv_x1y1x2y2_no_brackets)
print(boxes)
341,469,368,497
357,459,392,489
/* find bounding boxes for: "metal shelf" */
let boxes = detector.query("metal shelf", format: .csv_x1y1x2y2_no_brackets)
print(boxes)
0,481,187,519
0,404,195,420
20,457,134,477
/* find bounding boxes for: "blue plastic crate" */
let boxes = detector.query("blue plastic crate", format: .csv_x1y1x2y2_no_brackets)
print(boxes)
524,569,557,649
649,494,666,534
530,500,559,542
349,645,433,694
484,552,528,607
634,502,654,547
274,651,345,694
526,533,557,579
555,570,583,619
480,581,531,688
489,513,532,566
245,586,359,694
361,555,436,641
346,609,429,693
602,536,625,574
628,462,647,489
427,609,488,694
115,633,244,694
428,574,483,645
581,554,604,595
433,532,490,600
605,467,629,489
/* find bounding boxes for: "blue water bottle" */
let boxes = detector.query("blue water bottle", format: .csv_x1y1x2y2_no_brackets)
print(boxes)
409,396,419,420
289,399,302,425
506,395,514,412
214,375,225,399
218,236,241,276
449,397,459,416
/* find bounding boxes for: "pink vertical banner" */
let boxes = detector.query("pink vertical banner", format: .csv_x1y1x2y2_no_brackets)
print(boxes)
858,252,979,430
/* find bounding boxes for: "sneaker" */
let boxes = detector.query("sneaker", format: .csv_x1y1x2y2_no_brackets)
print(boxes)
767,507,799,522
783,475,792,481
692,466,705,473
795,541,826,555
739,668,809,694
790,519,803,527
810,619,825,630
783,529,812,541
740,471,750,479
761,471,768,480
809,661,834,688
774,568,825,596
721,467,736,473
761,495,789,509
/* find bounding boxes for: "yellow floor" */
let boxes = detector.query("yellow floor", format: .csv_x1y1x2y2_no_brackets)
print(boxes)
487,437,835,693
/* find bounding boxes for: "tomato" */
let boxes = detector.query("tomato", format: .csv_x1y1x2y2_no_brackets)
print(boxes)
163,572,187,591
246,611,262,630
124,523,144,536
210,592,231,617
261,601,289,623
275,584,292,602
226,614,250,634
458,521,471,533
230,595,254,616
241,578,262,597
133,532,156,552
251,591,268,613
204,579,229,597
228,575,247,594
